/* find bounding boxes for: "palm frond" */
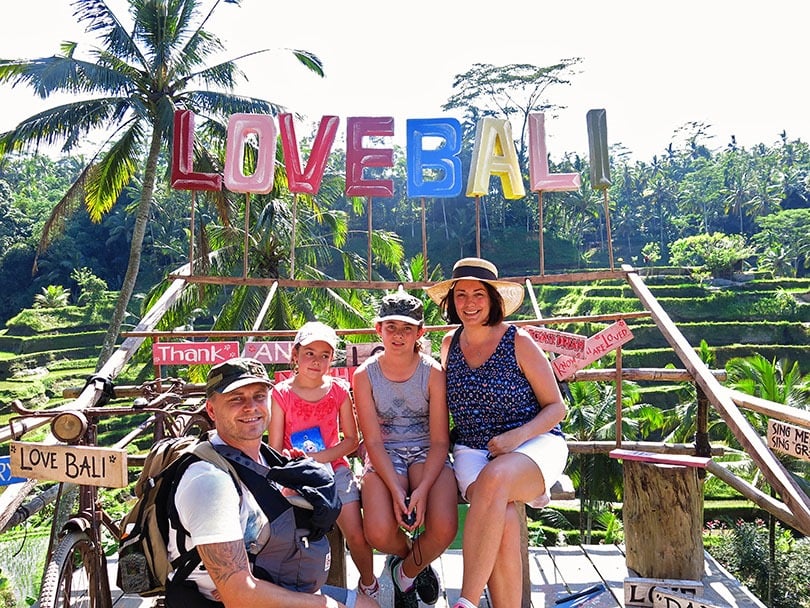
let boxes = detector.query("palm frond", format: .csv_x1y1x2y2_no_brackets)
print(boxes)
85,123,143,219
0,98,125,155
35,164,94,260
73,0,144,64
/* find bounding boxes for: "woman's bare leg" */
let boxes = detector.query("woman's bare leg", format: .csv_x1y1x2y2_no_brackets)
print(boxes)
457,453,545,608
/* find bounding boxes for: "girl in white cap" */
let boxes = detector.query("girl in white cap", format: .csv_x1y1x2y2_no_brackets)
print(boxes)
426,258,568,608
269,321,380,602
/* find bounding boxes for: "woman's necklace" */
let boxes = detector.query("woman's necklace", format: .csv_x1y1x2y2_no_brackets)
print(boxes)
462,332,491,361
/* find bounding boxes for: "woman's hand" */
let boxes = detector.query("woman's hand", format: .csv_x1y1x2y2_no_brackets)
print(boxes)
487,429,523,457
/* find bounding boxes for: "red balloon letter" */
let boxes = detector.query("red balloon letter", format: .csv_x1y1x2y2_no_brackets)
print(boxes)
345,117,394,198
171,110,222,191
279,114,340,195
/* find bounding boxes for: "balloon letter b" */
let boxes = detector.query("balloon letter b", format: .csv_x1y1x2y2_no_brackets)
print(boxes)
405,118,463,198
466,118,526,199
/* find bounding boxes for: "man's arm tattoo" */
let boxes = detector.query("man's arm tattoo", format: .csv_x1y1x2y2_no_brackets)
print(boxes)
198,540,250,588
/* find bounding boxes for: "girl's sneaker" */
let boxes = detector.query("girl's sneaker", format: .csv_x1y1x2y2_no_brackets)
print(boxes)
414,565,440,605
358,577,380,602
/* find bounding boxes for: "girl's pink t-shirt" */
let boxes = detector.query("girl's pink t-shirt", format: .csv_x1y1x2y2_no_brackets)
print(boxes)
271,377,351,471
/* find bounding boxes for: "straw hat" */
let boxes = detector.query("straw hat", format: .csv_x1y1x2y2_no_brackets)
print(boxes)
424,257,525,317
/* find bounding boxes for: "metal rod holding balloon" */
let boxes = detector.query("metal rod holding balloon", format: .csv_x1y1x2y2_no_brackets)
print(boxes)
367,196,373,281
475,195,481,258
290,193,298,278
421,197,428,281
528,113,581,276
538,191,545,275
243,192,250,278
189,191,196,276
586,109,615,271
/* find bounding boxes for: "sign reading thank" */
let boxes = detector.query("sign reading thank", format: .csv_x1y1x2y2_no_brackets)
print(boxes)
153,341,240,366
10,441,129,488
767,419,810,461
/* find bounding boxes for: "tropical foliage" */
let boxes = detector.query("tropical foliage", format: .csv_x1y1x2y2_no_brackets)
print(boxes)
0,0,324,367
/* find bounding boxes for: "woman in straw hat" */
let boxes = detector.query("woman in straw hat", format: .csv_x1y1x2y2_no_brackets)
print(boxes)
425,257,568,608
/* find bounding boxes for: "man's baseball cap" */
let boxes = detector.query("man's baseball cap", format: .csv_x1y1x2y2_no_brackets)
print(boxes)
206,357,272,397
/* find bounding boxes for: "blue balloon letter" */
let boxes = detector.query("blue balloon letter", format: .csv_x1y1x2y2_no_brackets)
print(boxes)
406,118,463,198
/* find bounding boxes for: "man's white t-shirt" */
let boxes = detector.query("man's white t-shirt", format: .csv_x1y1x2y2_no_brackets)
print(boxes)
169,432,269,600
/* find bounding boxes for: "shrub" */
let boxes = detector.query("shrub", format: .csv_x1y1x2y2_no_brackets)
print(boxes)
708,519,810,608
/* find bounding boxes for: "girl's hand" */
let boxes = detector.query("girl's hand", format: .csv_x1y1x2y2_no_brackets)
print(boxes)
283,447,307,459
393,490,414,530
406,486,428,530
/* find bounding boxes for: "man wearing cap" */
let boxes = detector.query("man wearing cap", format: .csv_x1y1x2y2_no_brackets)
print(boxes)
167,357,378,608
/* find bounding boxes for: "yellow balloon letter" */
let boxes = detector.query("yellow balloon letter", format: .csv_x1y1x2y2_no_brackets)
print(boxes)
466,118,526,199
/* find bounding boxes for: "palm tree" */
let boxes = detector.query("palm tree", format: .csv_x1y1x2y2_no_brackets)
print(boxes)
0,0,324,368
565,373,664,542
33,285,71,308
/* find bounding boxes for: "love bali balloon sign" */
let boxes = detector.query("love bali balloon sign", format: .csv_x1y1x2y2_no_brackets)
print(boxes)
171,108,614,276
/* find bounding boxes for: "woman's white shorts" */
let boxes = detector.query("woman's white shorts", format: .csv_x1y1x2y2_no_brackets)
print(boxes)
453,432,568,508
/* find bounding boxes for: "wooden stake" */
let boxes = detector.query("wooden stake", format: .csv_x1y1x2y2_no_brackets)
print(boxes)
290,193,298,278
243,192,250,278
603,188,615,270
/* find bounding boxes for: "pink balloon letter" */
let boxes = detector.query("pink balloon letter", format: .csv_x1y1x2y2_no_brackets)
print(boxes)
223,113,277,194
528,113,580,192
171,110,222,191
345,117,394,198
279,114,339,195
466,118,525,199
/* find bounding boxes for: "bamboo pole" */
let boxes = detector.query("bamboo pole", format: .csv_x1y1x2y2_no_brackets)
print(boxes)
624,264,810,535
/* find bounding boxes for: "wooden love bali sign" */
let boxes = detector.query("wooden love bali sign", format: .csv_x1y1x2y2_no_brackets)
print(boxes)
550,319,634,381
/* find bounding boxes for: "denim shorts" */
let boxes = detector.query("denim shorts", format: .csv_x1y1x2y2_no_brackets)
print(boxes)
363,444,447,476
334,464,361,504
321,585,357,608
453,431,568,508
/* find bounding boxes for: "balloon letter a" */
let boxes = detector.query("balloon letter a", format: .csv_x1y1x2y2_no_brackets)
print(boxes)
466,118,525,199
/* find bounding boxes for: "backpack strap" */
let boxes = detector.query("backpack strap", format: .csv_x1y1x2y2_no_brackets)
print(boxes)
167,440,244,586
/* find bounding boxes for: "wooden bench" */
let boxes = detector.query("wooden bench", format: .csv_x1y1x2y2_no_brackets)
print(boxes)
327,473,574,608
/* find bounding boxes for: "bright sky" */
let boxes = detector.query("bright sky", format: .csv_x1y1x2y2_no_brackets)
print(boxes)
1,0,808,162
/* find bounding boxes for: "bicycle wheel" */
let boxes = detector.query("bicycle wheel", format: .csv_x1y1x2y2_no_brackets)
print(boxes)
38,530,100,608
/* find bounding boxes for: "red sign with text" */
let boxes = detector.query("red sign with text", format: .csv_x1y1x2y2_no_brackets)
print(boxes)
551,320,634,380
524,326,586,358
152,341,240,366
243,341,295,364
